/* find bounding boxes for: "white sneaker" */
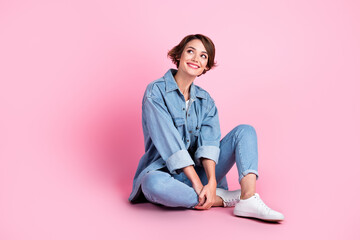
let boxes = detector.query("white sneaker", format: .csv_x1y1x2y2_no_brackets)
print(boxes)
216,188,241,207
233,193,284,222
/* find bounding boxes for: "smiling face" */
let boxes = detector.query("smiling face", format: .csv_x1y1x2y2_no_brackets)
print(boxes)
177,39,209,77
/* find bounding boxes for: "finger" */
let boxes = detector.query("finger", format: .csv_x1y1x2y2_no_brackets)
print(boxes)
194,201,205,209
198,195,205,206
196,197,211,210
198,190,206,206
195,201,212,210
201,193,214,210
194,205,203,210
194,203,207,210
202,199,213,210
194,201,202,208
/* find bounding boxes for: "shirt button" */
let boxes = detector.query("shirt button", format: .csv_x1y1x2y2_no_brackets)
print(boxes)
182,108,185,111
186,139,189,142
188,114,190,117
189,130,192,133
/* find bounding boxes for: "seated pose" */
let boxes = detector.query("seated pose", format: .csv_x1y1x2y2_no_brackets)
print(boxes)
128,34,284,222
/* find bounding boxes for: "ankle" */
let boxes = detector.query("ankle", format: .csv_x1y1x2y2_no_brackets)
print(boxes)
240,192,255,200
214,196,224,207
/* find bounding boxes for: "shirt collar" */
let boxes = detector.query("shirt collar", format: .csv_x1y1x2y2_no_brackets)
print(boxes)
164,69,207,100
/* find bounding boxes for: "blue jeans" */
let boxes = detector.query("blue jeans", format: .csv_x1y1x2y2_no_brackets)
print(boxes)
140,124,259,208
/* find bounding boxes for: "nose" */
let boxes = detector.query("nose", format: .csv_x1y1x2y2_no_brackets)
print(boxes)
191,54,199,62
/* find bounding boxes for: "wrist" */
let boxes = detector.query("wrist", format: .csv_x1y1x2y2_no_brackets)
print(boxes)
207,179,217,191
192,182,203,195
192,179,203,189
208,177,217,184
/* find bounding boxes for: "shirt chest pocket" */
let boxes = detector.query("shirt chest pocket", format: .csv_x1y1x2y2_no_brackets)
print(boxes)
173,117,185,128
172,117,186,137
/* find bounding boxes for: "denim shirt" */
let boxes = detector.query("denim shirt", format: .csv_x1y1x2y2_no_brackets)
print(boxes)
129,69,221,202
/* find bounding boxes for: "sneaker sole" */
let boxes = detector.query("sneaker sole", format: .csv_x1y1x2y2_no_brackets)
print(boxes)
234,210,284,222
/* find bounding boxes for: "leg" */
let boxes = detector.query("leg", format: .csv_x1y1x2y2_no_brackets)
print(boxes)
216,124,259,199
141,170,199,208
218,125,283,221
213,125,284,221
240,173,257,199
195,125,258,207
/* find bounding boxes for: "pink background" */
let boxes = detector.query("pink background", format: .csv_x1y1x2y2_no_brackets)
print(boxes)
1,0,359,239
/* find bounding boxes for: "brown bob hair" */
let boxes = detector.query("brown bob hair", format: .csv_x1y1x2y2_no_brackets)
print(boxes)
167,34,217,76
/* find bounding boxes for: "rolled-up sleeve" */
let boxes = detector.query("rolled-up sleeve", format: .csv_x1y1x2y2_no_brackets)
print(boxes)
195,99,221,164
143,97,194,174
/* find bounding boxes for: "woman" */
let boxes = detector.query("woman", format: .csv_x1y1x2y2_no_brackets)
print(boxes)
129,34,284,222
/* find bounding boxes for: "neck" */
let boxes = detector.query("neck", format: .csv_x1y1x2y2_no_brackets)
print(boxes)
174,69,195,99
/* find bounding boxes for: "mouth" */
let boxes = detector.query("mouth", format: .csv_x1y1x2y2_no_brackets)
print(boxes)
187,63,200,69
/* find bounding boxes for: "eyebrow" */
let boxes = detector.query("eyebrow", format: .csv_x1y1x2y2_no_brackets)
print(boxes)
187,46,208,54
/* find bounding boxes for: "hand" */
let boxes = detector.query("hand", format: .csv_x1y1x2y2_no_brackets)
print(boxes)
194,179,217,210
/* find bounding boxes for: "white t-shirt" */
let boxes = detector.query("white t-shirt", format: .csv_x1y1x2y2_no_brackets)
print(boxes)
186,100,190,112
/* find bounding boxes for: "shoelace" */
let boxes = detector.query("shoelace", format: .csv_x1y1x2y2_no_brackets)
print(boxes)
224,197,240,207
254,195,271,214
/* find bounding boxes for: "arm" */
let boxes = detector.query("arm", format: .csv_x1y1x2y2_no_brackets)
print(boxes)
194,158,217,210
182,165,203,195
143,95,195,174
194,98,221,165
193,98,221,210
143,91,204,199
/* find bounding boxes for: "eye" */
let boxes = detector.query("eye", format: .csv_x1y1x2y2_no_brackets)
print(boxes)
201,54,208,59
187,50,194,54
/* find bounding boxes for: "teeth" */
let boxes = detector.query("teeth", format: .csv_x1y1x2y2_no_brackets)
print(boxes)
188,63,199,68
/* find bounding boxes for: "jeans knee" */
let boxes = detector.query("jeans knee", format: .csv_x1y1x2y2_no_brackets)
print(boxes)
234,124,257,138
141,170,198,208
141,171,169,196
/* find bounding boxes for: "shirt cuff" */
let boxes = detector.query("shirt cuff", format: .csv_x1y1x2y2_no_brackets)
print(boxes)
166,149,194,174
194,146,220,165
